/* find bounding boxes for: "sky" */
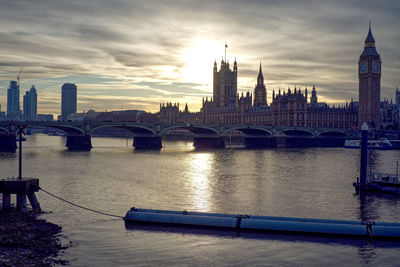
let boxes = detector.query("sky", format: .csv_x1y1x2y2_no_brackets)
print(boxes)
0,0,399,115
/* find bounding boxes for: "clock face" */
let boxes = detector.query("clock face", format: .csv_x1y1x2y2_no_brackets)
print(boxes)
360,63,368,73
373,63,380,72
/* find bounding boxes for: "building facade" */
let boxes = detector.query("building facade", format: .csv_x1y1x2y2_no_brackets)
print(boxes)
358,25,381,128
7,80,20,120
23,85,37,121
196,59,358,129
61,83,77,121
159,103,179,123
213,59,237,108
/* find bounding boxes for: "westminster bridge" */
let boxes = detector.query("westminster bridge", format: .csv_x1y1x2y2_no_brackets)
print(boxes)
0,121,352,152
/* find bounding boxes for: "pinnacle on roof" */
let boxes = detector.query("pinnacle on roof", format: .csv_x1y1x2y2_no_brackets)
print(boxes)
257,62,263,79
365,21,375,43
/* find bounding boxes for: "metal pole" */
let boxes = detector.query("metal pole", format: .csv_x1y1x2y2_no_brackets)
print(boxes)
18,130,22,180
225,42,227,62
360,122,368,185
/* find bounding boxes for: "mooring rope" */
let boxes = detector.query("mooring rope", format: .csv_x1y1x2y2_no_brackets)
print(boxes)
39,187,124,219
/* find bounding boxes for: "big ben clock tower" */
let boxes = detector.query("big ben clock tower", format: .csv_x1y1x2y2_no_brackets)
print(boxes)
358,23,381,128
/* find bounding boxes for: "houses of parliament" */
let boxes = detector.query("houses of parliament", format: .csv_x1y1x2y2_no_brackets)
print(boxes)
159,26,399,130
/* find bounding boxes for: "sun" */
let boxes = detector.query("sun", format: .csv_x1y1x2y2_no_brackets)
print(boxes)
181,39,222,86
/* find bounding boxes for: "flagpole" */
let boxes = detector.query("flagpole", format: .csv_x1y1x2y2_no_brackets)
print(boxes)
225,42,227,62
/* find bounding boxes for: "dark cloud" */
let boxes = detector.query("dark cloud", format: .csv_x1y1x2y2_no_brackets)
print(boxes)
0,0,399,114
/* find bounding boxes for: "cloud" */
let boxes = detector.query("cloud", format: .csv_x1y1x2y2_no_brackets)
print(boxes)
0,0,399,114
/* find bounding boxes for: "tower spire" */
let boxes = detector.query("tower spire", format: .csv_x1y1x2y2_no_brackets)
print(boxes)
225,42,228,62
257,62,264,85
365,21,375,45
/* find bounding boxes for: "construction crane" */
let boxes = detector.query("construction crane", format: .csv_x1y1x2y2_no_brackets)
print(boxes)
17,66,22,86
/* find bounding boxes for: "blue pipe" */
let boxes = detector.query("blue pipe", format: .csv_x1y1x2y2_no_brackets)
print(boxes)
124,208,400,238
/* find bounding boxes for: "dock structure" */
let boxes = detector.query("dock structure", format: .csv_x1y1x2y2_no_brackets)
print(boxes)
124,208,400,239
0,177,40,212
0,125,41,213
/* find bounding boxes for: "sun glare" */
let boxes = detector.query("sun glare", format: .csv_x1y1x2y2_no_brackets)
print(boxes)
181,39,222,86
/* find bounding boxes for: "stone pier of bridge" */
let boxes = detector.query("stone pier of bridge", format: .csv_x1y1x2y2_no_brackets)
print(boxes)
132,136,162,149
193,136,225,148
0,124,17,153
65,124,92,151
65,135,92,151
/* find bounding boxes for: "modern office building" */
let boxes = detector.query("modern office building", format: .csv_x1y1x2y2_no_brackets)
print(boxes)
61,83,77,121
7,80,20,120
23,85,38,121
0,104,4,121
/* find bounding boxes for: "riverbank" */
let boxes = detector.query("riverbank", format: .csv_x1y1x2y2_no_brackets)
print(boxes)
0,210,68,266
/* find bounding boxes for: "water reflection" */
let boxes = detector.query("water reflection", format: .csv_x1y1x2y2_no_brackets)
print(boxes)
124,222,400,249
2,136,400,265
356,192,379,222
0,153,16,159
358,241,377,265
188,153,213,211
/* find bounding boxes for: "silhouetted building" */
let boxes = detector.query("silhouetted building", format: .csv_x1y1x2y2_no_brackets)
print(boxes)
0,104,4,121
37,114,54,121
61,83,77,121
358,24,381,128
396,87,400,105
159,103,198,123
310,85,317,107
253,63,267,107
380,99,399,130
213,58,237,108
23,85,37,121
67,109,152,122
271,87,307,127
159,103,179,123
196,55,359,128
7,80,20,120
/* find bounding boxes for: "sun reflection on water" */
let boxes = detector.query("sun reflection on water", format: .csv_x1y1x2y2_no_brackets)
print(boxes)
187,152,214,211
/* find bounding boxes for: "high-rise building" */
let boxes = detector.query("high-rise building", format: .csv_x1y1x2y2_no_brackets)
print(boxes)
253,63,267,107
396,87,400,105
61,83,77,121
23,85,37,121
358,24,381,128
0,104,3,121
213,58,237,108
7,80,20,120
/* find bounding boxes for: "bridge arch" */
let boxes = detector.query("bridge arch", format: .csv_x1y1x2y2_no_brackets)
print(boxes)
90,124,156,136
41,125,85,135
223,126,272,136
161,125,219,136
0,127,10,135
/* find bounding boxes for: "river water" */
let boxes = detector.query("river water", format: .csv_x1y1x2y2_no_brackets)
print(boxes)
1,134,400,266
